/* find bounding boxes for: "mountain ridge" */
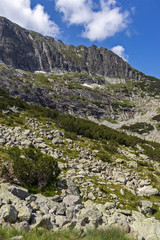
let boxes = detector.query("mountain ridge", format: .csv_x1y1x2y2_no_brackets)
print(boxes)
0,16,142,81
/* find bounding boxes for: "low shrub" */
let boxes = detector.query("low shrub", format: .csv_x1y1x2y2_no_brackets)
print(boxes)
98,152,111,163
8,147,60,189
152,114,160,121
121,122,154,134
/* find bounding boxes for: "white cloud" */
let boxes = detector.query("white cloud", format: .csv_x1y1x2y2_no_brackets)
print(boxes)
111,45,128,61
55,0,129,41
0,0,60,37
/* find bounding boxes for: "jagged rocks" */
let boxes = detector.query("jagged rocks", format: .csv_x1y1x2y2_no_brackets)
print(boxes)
0,183,160,239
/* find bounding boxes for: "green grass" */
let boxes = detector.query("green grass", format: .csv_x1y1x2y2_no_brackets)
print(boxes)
0,227,130,240
111,100,133,109
105,118,117,124
68,83,91,90
85,228,130,240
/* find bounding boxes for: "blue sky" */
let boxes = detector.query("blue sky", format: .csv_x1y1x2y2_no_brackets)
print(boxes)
0,0,159,78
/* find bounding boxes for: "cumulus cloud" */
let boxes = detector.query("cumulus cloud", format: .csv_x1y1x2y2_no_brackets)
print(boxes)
111,45,128,61
55,0,129,41
0,0,60,37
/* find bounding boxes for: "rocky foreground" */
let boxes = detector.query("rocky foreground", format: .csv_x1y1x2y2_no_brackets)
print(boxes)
0,182,160,240
0,116,160,240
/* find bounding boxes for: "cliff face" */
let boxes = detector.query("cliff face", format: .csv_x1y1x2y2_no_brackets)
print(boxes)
0,17,141,80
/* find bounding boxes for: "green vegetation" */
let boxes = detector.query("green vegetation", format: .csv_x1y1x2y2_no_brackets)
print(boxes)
121,122,154,134
141,143,160,162
0,227,130,240
68,83,91,90
1,87,160,164
8,147,60,189
111,100,133,109
105,118,117,124
134,75,160,96
152,114,160,121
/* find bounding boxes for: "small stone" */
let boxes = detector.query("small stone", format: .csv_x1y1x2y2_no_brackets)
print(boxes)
56,204,66,215
54,130,63,137
88,192,96,201
11,236,24,240
120,189,125,195
52,138,63,144
105,202,115,209
116,158,124,164
116,177,126,184
128,161,138,168
19,221,30,232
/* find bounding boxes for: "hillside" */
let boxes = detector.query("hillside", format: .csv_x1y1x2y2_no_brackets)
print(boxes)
0,17,160,240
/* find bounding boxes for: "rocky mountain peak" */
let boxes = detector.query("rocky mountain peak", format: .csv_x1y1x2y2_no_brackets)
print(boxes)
0,16,142,80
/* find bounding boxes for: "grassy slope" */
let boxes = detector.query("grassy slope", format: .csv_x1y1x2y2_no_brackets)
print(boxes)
0,227,130,240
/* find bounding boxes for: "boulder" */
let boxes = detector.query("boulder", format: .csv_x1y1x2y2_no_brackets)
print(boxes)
139,200,153,215
54,130,63,137
131,211,160,240
55,215,69,228
52,138,63,144
88,192,96,201
63,195,81,206
36,215,53,230
8,184,30,200
128,161,138,168
105,202,116,210
17,205,32,222
137,185,159,196
0,205,18,223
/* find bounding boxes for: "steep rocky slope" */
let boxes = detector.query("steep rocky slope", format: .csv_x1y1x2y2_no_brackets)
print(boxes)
0,16,141,80
0,62,160,142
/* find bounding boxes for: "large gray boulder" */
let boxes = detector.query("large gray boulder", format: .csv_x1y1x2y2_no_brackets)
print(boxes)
36,215,53,230
8,184,30,200
131,211,160,240
0,205,18,223
137,185,159,196
63,195,81,206
139,200,154,215
17,205,32,222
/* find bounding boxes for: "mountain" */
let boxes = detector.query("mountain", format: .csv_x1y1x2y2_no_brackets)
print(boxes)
0,17,160,240
0,16,141,81
0,17,160,143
